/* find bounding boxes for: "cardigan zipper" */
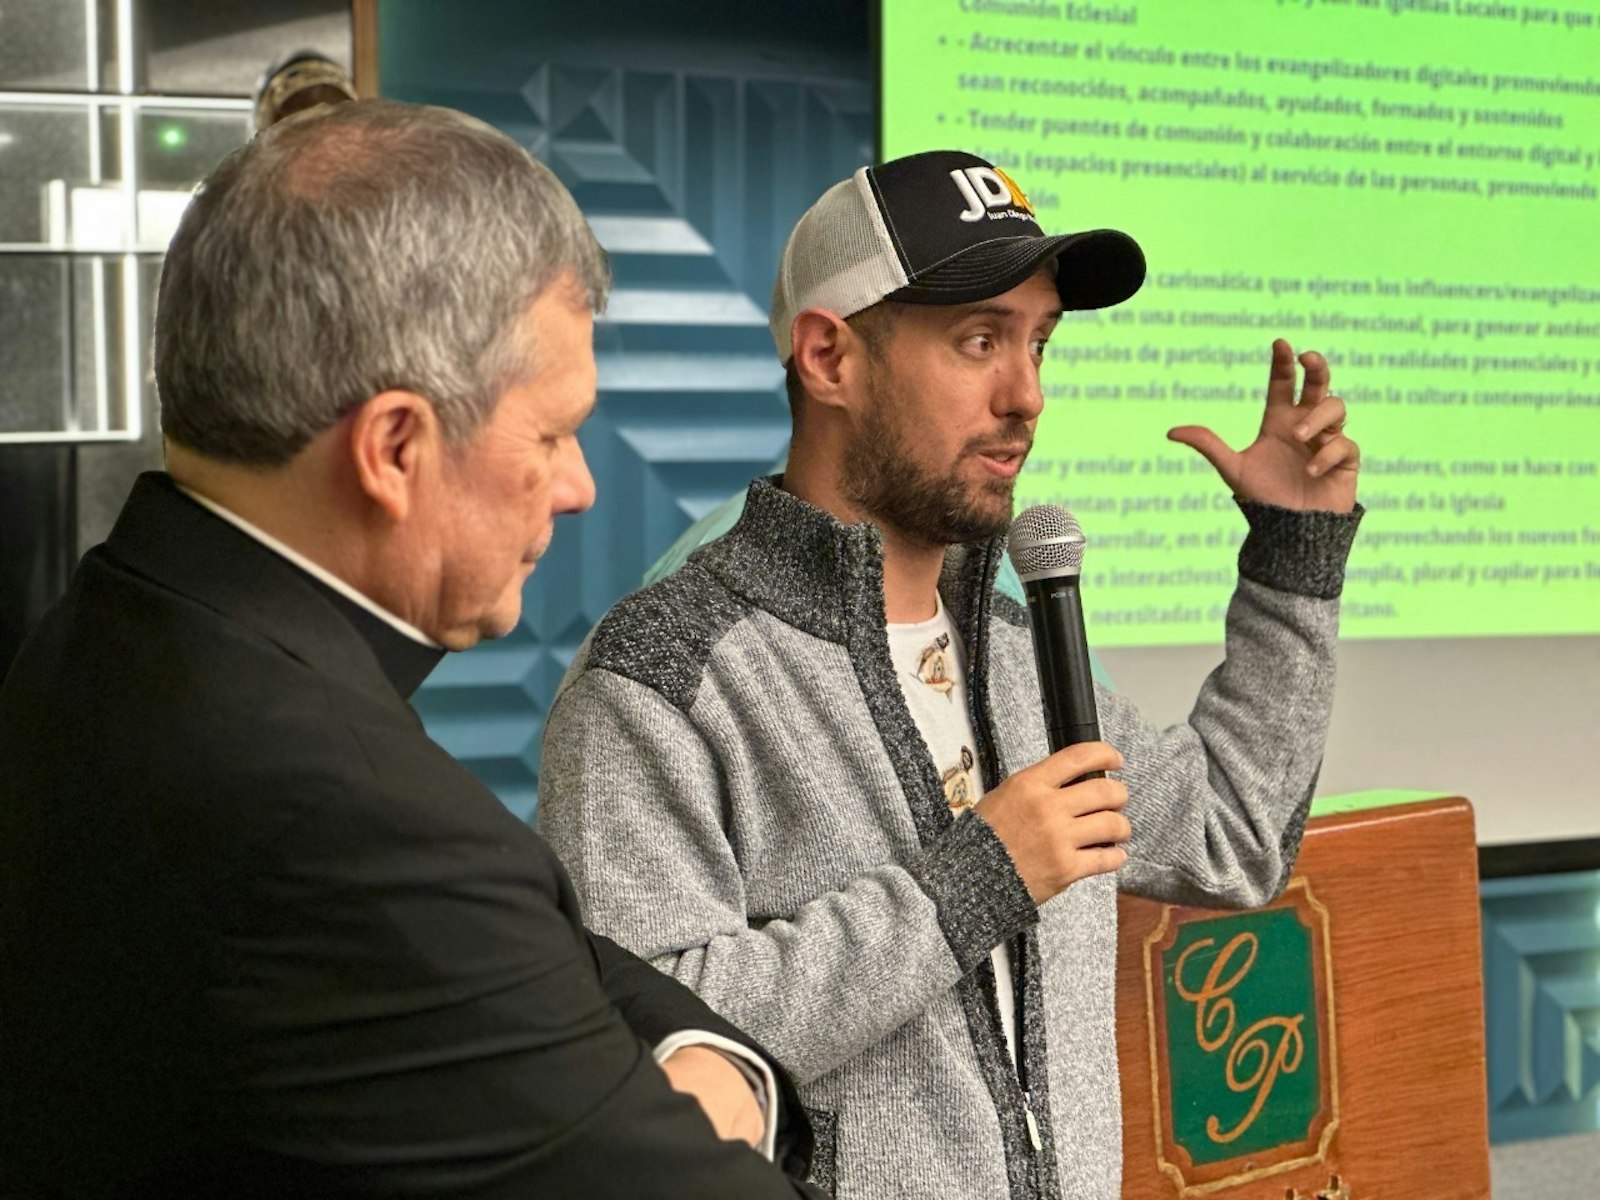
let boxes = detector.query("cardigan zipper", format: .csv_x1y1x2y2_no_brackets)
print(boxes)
963,543,1049,1196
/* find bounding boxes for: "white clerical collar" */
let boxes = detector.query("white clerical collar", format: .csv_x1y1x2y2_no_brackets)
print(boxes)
176,484,443,650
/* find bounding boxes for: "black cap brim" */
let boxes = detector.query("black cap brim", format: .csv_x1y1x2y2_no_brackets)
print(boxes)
888,229,1145,312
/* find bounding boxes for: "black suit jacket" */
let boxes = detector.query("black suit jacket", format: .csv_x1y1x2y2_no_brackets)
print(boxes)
0,473,823,1198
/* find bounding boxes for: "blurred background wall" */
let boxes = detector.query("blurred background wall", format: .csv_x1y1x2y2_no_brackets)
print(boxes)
380,0,871,820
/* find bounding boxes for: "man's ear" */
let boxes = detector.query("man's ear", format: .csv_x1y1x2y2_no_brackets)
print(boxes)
790,309,869,414
347,390,440,522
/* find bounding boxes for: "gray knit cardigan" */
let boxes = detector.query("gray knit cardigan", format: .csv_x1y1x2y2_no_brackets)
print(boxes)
539,478,1362,1200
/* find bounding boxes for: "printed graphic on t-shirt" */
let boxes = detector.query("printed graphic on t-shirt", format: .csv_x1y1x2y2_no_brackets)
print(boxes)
888,599,1018,1068
943,746,977,812
914,633,955,701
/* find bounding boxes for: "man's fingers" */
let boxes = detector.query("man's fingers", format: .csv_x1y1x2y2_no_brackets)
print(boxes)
1035,740,1123,785
1074,808,1132,849
1293,394,1346,443
1077,845,1129,880
1057,775,1128,821
1075,773,1127,809
1167,425,1236,482
1264,337,1298,407
1297,350,1331,409
1306,433,1360,478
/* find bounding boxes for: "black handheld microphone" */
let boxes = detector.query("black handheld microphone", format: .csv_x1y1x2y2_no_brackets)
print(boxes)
1007,505,1103,778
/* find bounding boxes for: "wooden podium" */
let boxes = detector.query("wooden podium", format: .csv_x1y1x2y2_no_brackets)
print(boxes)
1117,795,1491,1199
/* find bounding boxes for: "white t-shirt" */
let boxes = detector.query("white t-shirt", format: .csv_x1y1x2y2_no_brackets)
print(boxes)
886,594,1019,1069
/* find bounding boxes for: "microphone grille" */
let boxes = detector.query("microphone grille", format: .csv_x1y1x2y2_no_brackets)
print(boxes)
1008,504,1086,580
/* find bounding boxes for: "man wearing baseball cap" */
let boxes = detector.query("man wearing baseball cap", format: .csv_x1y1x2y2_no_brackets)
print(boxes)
539,150,1363,1198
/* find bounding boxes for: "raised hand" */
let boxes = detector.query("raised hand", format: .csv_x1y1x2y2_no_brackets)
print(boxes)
1166,338,1360,513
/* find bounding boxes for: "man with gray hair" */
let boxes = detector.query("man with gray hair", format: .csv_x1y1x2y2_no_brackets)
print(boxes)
0,100,824,1198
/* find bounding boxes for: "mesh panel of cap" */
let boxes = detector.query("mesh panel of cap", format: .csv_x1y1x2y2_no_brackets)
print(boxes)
769,171,909,362
1008,504,1086,579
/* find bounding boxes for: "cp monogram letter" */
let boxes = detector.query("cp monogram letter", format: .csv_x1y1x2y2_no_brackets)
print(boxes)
1174,931,1306,1144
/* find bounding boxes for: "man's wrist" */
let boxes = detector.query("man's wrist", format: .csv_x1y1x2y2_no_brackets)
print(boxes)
1236,499,1365,599
654,1029,778,1161
907,810,1038,974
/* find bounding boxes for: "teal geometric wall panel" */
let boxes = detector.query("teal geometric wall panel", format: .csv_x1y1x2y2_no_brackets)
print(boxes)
1481,870,1600,1143
382,9,871,821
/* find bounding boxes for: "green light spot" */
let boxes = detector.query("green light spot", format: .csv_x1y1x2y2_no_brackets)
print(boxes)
157,124,187,150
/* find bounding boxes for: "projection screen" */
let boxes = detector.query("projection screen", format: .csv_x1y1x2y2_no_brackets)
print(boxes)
880,0,1600,847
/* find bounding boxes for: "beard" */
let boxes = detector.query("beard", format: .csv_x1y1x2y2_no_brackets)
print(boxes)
841,368,1031,547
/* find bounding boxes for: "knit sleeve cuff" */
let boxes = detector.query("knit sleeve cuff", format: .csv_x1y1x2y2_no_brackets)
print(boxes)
906,812,1037,976
1236,500,1365,600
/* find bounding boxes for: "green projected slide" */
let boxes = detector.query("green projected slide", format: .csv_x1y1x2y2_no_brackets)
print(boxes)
882,0,1600,646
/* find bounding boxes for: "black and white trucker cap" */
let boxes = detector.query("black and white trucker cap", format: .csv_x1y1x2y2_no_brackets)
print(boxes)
770,149,1146,362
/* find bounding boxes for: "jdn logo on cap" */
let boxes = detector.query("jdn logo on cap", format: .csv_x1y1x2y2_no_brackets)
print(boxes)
952,166,1035,223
